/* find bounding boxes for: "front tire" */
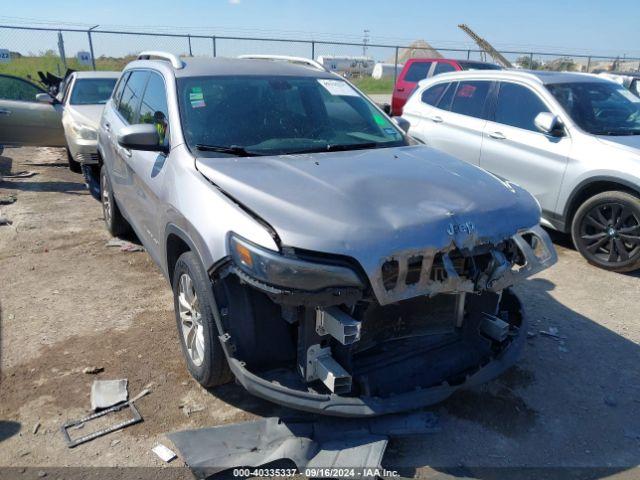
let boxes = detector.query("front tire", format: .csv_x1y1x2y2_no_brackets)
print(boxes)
571,191,640,272
66,148,82,173
100,166,129,237
172,251,232,388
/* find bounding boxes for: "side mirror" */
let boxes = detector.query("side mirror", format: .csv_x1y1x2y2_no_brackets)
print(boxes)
117,124,167,153
36,93,55,104
392,116,411,133
382,103,392,115
534,112,564,137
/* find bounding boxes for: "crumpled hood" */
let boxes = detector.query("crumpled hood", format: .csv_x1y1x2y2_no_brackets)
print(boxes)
196,145,540,273
65,104,105,129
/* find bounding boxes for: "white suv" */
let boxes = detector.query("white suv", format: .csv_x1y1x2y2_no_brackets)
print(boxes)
403,70,640,272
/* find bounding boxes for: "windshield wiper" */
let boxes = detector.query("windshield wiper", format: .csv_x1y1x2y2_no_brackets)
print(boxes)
288,142,380,155
195,144,264,156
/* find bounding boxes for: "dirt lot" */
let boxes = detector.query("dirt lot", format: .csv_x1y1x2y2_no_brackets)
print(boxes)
1,147,640,478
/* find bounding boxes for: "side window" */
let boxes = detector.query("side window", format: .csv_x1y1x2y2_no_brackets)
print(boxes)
495,82,550,131
433,62,457,76
0,75,42,102
139,73,170,147
450,81,491,119
437,82,457,111
111,72,130,108
117,71,149,124
421,83,448,106
59,76,74,103
404,62,433,82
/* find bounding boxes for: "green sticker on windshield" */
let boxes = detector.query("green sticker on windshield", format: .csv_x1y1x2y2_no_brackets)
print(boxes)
373,113,386,126
190,86,205,108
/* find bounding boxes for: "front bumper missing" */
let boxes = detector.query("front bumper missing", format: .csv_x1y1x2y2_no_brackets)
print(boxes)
217,293,527,417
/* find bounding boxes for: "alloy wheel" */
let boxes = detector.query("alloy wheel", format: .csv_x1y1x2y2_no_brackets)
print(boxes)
101,173,112,224
578,202,640,265
177,273,205,367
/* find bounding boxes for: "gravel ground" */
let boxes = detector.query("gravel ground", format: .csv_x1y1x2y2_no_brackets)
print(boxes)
1,147,639,478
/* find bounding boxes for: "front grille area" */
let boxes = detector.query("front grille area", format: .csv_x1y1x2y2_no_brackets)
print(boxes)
381,250,469,292
75,152,99,164
373,226,557,306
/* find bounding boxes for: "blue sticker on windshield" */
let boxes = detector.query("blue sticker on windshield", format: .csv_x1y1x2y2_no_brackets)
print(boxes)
384,127,398,136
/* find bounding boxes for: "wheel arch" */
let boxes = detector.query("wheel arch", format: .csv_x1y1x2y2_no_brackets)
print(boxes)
563,176,640,230
165,224,209,285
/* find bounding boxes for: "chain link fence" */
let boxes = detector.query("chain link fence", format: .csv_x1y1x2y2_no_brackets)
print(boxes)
1,24,639,89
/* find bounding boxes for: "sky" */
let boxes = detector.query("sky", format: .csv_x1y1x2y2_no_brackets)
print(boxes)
1,0,639,58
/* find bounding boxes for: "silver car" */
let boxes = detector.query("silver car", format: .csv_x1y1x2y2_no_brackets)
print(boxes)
403,70,640,272
0,70,119,173
96,52,556,416
58,71,120,172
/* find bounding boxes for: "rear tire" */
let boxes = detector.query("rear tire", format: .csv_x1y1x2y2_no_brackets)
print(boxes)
571,191,640,272
66,148,82,173
172,251,232,388
100,166,129,237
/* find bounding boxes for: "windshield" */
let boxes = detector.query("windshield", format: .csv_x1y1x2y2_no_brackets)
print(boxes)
458,61,501,71
69,78,117,105
547,81,640,136
177,75,406,156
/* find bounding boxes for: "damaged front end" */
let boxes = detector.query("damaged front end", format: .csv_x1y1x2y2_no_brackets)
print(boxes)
210,226,556,417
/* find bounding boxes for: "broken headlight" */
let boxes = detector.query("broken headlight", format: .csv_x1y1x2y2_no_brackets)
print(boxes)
228,233,364,291
69,122,97,140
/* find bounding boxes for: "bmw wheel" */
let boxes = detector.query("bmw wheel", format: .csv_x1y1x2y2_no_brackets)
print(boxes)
572,191,640,272
172,251,232,388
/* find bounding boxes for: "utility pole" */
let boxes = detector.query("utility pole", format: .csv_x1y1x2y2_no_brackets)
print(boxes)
362,29,370,57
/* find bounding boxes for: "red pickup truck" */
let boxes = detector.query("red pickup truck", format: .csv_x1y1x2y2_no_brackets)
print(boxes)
391,58,501,116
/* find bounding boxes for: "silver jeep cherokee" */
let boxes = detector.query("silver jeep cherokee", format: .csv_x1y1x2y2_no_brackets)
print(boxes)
97,52,556,416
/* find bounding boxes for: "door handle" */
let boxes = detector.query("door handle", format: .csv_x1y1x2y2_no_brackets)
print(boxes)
488,131,506,140
0,109,11,116
428,115,443,123
104,122,111,132
396,87,405,92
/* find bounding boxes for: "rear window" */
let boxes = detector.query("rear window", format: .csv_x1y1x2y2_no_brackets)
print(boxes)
433,62,457,76
421,83,448,106
69,78,117,105
458,61,501,71
450,81,491,118
404,62,433,82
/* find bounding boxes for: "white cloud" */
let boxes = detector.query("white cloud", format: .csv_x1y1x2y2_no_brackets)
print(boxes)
229,0,241,4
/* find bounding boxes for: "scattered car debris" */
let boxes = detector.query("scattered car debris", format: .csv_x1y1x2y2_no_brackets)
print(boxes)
110,439,121,447
1,171,37,179
61,385,150,448
82,366,104,375
539,329,561,339
181,404,206,417
168,412,439,478
105,238,145,252
91,379,128,411
61,401,143,448
0,194,16,205
32,422,41,435
0,212,12,226
152,444,177,463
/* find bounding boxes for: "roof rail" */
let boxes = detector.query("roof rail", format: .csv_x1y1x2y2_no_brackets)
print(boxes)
137,51,184,69
238,54,327,72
